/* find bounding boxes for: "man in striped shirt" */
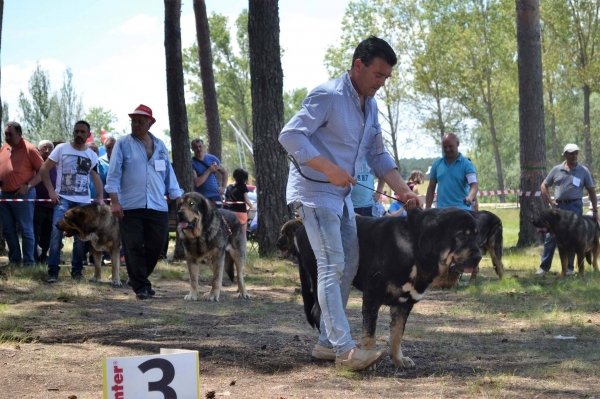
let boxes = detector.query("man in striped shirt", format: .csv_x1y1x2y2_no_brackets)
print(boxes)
279,36,421,372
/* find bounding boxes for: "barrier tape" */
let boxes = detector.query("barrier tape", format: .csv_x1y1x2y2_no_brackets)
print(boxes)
0,197,249,204
476,190,542,197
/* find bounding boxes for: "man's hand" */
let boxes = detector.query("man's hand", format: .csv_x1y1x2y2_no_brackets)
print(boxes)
324,164,355,188
111,201,124,219
218,186,226,196
175,197,182,209
49,190,61,205
398,191,422,209
16,184,30,196
372,192,381,202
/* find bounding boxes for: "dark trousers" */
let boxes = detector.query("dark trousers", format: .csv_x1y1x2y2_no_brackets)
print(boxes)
33,205,54,263
119,208,169,294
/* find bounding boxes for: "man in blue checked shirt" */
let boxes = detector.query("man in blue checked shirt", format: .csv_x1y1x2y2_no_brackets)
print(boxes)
279,36,421,372
105,104,183,300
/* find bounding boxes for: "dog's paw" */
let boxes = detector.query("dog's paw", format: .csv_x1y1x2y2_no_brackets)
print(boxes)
203,292,219,302
111,279,123,288
237,291,251,299
184,293,198,301
392,355,415,368
89,276,100,283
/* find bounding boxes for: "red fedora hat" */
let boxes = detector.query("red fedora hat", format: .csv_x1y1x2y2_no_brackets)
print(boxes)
128,104,156,124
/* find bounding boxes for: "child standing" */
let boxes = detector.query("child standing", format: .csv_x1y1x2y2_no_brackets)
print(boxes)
225,168,255,237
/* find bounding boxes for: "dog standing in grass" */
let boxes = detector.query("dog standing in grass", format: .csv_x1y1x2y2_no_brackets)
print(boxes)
177,192,250,301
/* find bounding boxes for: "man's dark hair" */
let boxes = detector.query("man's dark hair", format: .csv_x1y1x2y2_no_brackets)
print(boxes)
5,121,23,135
351,36,397,69
191,138,204,147
74,120,91,132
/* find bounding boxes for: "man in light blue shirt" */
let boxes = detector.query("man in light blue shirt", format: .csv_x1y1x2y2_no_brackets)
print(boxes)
105,104,183,300
279,36,421,372
351,157,385,217
425,133,478,210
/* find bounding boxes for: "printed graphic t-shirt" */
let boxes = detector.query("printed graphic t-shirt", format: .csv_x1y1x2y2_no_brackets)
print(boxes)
49,143,99,204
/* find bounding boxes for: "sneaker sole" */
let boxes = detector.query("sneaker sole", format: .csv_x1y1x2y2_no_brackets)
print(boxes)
336,351,385,371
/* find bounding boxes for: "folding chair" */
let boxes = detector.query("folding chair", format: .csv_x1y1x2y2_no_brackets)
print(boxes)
246,209,258,252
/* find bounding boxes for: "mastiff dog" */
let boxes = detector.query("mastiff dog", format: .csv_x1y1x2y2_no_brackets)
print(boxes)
532,208,600,276
467,210,505,281
55,202,122,287
295,207,482,368
276,218,303,259
177,192,250,301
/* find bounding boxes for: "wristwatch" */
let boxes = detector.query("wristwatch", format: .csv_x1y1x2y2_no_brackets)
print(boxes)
26,183,32,189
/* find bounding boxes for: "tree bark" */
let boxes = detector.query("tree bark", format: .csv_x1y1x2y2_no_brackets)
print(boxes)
515,0,548,247
248,0,290,256
193,0,222,159
583,83,592,177
165,0,193,260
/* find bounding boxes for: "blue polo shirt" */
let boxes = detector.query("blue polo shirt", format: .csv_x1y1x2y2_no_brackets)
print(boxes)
430,153,476,210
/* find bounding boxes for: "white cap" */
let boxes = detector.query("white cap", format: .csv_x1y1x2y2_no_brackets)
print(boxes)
563,143,580,154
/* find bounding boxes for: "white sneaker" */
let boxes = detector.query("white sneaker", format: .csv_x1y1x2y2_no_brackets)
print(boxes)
535,268,547,275
566,269,574,276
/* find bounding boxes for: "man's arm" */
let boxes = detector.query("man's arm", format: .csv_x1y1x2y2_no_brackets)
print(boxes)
40,159,60,203
587,187,599,221
193,164,218,187
381,169,421,209
90,170,103,201
466,181,479,204
306,155,355,187
425,179,437,209
373,178,385,202
540,182,556,207
218,166,228,195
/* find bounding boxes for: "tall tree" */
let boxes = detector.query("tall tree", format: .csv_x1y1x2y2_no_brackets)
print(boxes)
248,0,289,255
544,0,600,176
85,106,118,139
165,0,193,260
193,0,222,159
18,64,54,139
516,0,547,246
57,68,84,137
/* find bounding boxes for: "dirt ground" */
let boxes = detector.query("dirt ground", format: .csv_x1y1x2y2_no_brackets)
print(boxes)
1,255,600,399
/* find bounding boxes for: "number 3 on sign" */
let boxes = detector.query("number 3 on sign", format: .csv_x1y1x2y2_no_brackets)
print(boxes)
103,352,200,399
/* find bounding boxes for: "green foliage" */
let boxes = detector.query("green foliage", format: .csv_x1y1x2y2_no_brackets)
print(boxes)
283,87,307,125
84,106,118,144
399,157,437,180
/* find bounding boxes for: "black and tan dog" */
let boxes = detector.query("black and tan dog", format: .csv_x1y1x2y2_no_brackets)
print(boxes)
295,207,481,368
467,210,505,281
532,208,600,277
276,218,303,259
55,202,122,287
177,192,250,301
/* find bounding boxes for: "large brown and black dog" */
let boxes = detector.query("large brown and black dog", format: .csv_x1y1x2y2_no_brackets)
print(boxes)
468,210,505,281
276,218,303,259
177,192,250,301
532,209,600,277
55,202,122,287
295,207,481,368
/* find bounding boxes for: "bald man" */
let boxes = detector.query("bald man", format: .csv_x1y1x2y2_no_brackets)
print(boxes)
426,133,478,210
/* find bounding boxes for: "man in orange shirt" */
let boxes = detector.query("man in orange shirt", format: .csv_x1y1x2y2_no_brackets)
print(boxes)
0,122,44,265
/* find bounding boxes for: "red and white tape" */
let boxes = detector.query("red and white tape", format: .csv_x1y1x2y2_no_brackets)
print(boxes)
0,197,250,204
476,190,542,197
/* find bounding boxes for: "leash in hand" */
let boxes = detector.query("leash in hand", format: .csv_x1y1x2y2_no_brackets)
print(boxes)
288,155,408,206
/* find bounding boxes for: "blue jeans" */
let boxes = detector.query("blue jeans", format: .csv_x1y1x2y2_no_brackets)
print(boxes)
0,189,36,264
47,199,88,277
297,202,359,356
540,200,583,272
353,206,374,217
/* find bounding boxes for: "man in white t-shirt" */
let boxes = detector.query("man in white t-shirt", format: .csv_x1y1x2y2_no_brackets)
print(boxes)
40,120,103,282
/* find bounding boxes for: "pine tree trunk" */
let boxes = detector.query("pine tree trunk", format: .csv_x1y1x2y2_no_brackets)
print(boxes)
515,0,548,247
0,0,6,254
165,0,193,260
583,83,592,177
193,0,222,159
248,0,290,256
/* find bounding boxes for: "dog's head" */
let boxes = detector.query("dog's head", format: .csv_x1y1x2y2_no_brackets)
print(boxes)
55,203,102,238
276,218,303,258
177,192,216,239
408,207,482,288
531,209,561,235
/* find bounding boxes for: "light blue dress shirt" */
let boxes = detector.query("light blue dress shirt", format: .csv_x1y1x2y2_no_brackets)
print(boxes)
105,133,183,212
279,72,397,217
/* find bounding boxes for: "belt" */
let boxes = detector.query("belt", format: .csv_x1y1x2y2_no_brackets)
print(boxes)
555,199,579,204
